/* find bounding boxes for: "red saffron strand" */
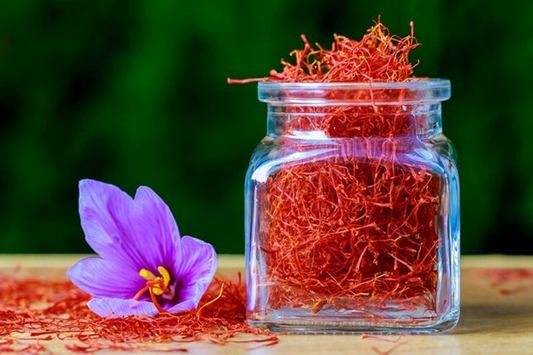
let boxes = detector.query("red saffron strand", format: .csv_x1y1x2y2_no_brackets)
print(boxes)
370,342,406,355
263,159,440,313
228,19,419,85
362,334,403,343
477,268,533,295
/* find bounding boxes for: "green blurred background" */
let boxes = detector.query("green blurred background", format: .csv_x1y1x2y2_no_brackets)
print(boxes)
1,1,532,255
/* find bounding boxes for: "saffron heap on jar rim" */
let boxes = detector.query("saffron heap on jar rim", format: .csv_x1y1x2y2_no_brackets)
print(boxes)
235,19,460,333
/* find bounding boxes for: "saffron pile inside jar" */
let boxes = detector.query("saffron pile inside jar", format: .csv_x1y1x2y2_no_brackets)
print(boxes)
234,20,444,321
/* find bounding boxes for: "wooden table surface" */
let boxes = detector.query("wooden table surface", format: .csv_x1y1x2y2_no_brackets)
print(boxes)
1,254,533,354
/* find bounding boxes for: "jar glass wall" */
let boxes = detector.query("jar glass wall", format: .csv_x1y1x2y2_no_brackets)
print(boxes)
245,80,459,333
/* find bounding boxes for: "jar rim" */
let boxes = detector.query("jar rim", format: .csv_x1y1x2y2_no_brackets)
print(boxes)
258,78,451,105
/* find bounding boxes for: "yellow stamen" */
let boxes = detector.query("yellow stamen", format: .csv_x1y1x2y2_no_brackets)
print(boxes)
139,268,157,281
158,266,171,288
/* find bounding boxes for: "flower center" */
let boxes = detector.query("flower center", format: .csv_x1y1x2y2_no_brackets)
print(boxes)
133,266,171,313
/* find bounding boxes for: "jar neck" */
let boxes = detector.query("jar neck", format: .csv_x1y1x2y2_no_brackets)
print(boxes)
258,80,450,140
266,103,443,139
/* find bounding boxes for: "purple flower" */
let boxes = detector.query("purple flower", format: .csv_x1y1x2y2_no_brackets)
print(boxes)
67,179,218,317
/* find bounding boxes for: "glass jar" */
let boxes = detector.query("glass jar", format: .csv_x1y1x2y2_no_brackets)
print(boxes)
245,80,459,333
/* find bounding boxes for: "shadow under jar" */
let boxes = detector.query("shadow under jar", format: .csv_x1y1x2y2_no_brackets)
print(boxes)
245,80,460,334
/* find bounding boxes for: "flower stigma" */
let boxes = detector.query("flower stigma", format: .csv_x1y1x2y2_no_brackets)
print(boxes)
133,266,172,313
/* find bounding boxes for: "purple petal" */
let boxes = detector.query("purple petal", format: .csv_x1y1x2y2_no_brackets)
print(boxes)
172,236,218,309
129,186,181,271
79,180,139,269
88,298,158,317
167,299,198,314
78,180,181,272
67,256,144,298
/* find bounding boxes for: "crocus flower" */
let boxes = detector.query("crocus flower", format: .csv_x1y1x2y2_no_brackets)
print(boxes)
67,179,218,317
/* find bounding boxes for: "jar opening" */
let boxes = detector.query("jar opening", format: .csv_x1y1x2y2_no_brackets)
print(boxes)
258,79,450,106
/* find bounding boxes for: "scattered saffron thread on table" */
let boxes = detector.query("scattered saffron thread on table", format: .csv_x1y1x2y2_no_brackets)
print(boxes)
0,273,278,353
231,19,442,319
477,268,533,295
369,342,406,355
361,334,419,355
361,334,403,343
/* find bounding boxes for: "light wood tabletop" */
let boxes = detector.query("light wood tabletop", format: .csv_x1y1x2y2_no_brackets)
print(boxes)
1,254,533,354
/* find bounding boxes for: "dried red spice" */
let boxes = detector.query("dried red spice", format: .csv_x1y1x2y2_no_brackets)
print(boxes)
361,334,414,355
229,19,418,84
369,342,407,355
264,159,440,313
477,268,533,295
0,273,277,353
231,19,442,320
